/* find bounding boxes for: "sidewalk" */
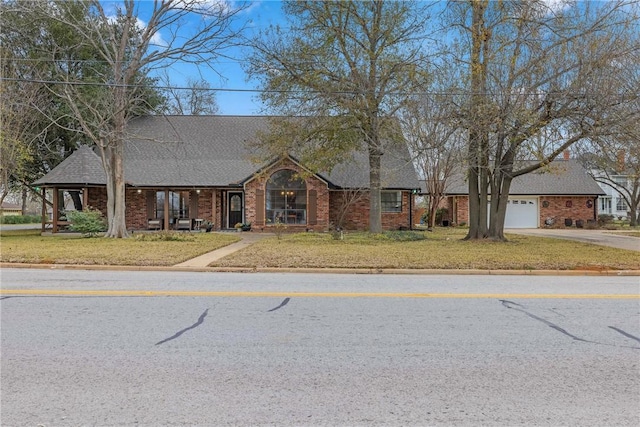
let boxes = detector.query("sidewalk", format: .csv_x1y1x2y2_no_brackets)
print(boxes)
173,232,271,267
508,229,640,252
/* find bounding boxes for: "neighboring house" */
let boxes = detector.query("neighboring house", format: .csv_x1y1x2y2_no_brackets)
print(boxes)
32,116,420,233
593,173,635,220
1,202,22,216
427,159,605,229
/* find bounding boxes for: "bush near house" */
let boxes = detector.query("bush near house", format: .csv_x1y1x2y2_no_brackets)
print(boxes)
66,208,107,237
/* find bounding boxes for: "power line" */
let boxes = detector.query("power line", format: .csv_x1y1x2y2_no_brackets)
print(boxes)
1,76,638,98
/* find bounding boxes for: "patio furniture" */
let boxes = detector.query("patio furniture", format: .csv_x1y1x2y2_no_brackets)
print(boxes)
176,218,191,231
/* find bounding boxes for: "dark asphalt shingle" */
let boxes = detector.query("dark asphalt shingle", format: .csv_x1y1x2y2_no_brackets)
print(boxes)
430,160,605,196
34,115,420,189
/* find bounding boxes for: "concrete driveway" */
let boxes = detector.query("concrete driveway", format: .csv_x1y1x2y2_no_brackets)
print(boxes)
508,228,640,252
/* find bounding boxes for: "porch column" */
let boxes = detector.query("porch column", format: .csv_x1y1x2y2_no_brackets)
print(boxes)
52,187,59,233
41,187,47,233
211,190,217,229
83,187,88,210
163,189,169,230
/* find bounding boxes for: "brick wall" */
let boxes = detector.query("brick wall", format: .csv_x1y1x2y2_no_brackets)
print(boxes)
87,173,417,232
539,196,597,226
450,195,597,227
87,187,107,217
329,190,412,230
88,188,222,231
125,189,147,230
453,196,469,225
244,158,330,231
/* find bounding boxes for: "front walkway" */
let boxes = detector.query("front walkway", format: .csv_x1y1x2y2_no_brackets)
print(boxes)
173,232,271,268
508,229,640,252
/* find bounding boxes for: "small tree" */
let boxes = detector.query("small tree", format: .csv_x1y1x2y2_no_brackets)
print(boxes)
331,188,367,231
163,76,220,115
401,69,464,230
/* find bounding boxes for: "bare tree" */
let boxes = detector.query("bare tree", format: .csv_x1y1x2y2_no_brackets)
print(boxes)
452,0,640,240
331,188,367,231
246,0,431,233
0,53,41,209
163,76,220,115
400,68,465,229
576,56,640,226
22,0,246,237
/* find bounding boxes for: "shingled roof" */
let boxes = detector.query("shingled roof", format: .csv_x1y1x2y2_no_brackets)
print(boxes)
33,115,420,189
430,160,605,196
33,145,106,186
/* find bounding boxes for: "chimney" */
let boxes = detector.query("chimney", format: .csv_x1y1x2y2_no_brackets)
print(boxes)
563,149,570,160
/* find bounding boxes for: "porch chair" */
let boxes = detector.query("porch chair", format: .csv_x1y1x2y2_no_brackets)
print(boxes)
176,218,192,231
147,219,162,230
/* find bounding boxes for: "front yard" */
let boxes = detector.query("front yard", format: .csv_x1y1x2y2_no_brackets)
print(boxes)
209,228,640,271
1,228,638,270
0,230,240,266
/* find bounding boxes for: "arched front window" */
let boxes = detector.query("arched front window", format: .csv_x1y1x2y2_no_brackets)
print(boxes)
266,169,307,224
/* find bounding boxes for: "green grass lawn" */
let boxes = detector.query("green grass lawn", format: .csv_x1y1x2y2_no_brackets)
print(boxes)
1,228,638,270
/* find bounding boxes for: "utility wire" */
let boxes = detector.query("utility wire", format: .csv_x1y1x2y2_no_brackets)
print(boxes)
1,76,637,98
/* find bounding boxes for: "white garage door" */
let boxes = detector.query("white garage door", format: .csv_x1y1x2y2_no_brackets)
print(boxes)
504,198,538,228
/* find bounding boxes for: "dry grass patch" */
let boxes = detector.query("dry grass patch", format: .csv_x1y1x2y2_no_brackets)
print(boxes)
211,229,640,270
0,230,240,266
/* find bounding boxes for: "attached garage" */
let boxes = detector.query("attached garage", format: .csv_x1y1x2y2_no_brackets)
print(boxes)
504,197,538,228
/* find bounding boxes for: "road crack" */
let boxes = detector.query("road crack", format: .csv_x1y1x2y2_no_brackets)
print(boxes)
499,300,639,349
155,308,209,346
608,326,640,344
500,299,593,343
267,297,291,312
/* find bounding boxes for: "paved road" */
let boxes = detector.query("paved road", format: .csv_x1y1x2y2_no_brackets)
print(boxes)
0,223,41,231
1,270,639,426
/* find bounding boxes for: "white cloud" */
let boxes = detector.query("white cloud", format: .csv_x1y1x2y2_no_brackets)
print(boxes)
136,17,169,48
542,0,571,12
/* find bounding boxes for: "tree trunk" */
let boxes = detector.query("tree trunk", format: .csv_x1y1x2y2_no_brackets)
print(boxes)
21,187,28,215
629,198,638,227
487,174,512,241
464,0,490,241
428,195,438,229
109,142,129,238
369,151,382,233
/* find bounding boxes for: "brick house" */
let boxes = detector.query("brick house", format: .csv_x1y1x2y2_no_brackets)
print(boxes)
33,116,420,233
432,159,605,228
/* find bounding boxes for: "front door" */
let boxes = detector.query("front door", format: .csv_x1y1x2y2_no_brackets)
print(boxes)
228,192,243,228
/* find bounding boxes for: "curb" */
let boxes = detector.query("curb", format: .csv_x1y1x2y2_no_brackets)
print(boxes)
2,263,639,276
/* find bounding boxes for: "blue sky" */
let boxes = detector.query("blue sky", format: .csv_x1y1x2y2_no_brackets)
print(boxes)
128,0,581,116
132,0,286,116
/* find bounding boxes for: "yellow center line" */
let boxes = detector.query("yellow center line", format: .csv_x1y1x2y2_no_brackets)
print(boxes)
0,289,638,299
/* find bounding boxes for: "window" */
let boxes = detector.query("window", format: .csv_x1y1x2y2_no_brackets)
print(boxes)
600,197,612,214
156,191,189,220
616,197,628,212
266,170,307,224
381,191,402,212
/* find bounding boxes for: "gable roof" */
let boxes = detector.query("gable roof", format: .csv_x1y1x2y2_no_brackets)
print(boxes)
33,145,106,186
33,115,420,190
431,160,605,196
